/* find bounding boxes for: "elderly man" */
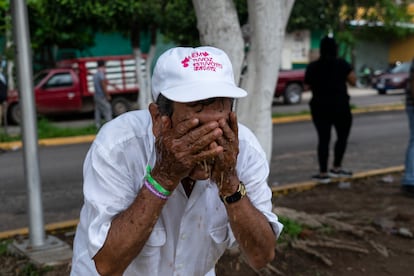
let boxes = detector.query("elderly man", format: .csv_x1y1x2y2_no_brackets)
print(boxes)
71,46,283,276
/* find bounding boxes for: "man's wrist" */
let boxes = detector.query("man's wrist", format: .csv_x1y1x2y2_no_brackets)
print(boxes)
220,181,247,205
218,174,239,196
150,165,179,192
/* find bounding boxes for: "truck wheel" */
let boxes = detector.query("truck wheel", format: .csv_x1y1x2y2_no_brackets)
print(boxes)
377,89,386,95
111,97,131,117
7,103,21,125
283,83,302,104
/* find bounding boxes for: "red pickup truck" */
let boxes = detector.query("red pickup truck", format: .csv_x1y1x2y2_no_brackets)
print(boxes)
6,55,139,124
275,68,306,104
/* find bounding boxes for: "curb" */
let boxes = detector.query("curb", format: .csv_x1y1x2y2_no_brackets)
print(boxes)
0,165,404,240
0,219,79,240
0,135,96,150
271,165,404,196
272,103,404,124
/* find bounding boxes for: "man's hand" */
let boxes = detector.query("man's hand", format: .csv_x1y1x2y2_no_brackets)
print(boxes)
211,112,239,195
152,116,224,190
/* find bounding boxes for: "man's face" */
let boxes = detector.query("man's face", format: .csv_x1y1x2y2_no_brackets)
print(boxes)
171,97,233,180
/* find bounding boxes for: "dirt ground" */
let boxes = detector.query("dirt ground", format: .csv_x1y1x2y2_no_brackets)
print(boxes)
1,172,413,276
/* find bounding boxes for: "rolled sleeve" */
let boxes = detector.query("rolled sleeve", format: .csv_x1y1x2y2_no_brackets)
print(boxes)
82,142,141,258
237,125,284,238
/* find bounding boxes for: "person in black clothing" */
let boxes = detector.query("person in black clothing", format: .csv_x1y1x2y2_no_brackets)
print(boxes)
401,57,414,196
304,36,356,183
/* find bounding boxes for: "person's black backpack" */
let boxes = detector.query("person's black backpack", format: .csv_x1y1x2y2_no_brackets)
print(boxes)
0,76,7,103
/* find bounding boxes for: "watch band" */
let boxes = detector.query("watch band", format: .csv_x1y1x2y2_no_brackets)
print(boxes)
220,182,246,205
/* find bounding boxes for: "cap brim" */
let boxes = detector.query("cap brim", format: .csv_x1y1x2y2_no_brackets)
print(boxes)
159,81,247,103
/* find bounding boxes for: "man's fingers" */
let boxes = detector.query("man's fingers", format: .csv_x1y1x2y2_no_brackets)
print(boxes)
209,141,219,149
194,146,223,162
174,118,200,137
174,119,220,140
218,114,238,142
229,112,238,136
183,130,219,156
167,126,223,162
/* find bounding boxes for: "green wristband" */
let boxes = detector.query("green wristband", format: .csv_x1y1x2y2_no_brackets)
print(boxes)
145,165,171,196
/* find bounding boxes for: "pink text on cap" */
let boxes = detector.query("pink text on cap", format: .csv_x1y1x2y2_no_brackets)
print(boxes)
181,51,223,72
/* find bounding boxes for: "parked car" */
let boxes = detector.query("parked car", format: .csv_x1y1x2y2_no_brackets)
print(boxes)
275,69,305,104
6,55,139,124
374,61,411,95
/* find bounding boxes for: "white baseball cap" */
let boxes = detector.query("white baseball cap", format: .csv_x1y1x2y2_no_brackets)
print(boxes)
151,46,247,102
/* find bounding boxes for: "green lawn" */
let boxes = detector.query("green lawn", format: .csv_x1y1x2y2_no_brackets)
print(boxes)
0,118,97,143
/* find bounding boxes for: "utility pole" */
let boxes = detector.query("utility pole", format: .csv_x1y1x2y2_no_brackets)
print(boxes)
9,0,72,266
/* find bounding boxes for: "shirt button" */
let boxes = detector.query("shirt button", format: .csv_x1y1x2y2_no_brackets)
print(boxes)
181,234,186,240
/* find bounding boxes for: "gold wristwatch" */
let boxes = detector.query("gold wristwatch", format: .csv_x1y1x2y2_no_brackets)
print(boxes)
220,182,247,205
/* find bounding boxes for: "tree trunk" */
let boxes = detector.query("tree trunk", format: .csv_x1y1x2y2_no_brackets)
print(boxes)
133,27,157,110
192,0,244,81
238,0,294,163
192,0,295,164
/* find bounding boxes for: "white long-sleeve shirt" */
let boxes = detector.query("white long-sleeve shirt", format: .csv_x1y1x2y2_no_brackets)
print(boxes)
71,110,283,276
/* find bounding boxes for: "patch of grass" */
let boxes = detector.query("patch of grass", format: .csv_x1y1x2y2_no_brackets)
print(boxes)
20,263,54,276
0,118,97,142
278,216,303,243
36,118,97,139
317,225,335,235
272,110,310,118
0,240,12,255
0,131,19,142
272,104,360,118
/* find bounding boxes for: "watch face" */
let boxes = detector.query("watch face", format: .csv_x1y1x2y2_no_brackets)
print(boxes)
221,182,246,205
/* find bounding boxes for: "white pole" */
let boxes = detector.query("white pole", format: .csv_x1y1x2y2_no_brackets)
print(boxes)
11,0,45,247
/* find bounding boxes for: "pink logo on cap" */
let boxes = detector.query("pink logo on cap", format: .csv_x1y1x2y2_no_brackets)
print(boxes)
181,57,190,68
180,51,223,72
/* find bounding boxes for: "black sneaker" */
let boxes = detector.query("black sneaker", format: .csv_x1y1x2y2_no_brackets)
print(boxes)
312,174,331,184
401,185,414,197
329,169,353,178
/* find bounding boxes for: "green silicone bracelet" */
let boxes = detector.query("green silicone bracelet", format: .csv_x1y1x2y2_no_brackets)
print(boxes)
145,165,171,196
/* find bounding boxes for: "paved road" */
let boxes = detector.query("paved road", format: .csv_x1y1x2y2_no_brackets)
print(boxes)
269,109,407,185
0,143,89,231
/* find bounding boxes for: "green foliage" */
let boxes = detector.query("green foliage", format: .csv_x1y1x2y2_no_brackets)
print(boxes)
317,225,335,235
0,239,11,255
159,0,247,46
20,0,166,68
3,0,412,71
20,263,53,276
288,0,414,40
0,117,97,142
36,117,97,139
287,0,414,64
272,110,310,118
278,216,303,242
159,0,199,46
0,130,19,142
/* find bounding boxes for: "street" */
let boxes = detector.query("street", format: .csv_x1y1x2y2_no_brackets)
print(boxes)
269,109,407,185
0,89,409,232
0,143,89,232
